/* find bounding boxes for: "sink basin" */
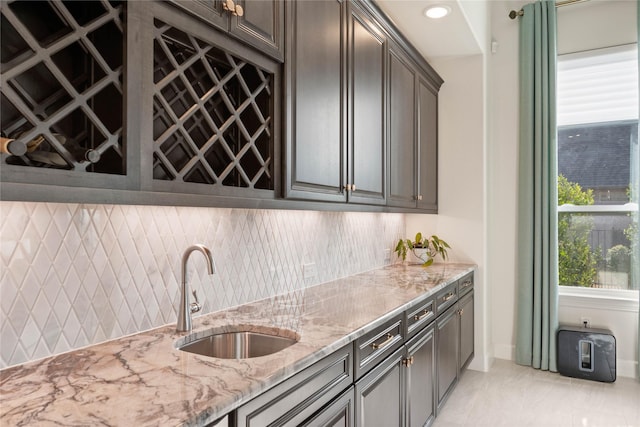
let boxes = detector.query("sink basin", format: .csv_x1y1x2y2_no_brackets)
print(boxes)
176,328,299,359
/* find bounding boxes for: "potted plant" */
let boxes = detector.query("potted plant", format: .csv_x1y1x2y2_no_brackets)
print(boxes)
394,232,450,266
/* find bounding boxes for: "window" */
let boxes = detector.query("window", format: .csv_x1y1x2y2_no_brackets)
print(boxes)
557,44,639,291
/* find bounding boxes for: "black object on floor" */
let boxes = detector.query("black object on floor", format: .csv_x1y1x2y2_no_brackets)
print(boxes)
557,325,616,382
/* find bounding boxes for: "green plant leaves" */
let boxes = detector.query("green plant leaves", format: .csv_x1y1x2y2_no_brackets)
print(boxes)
393,233,451,265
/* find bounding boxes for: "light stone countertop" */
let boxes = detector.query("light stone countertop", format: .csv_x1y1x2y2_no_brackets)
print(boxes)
0,263,475,426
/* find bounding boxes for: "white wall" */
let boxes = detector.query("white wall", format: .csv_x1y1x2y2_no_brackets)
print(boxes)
459,0,490,54
488,0,639,378
488,0,528,364
407,52,490,372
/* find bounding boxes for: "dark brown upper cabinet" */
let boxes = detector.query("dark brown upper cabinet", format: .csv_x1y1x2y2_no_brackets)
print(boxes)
417,77,439,212
285,0,442,212
347,2,387,206
168,0,284,62
284,0,387,206
137,1,281,199
387,44,417,209
1,0,442,213
387,41,441,212
284,0,348,203
0,0,131,191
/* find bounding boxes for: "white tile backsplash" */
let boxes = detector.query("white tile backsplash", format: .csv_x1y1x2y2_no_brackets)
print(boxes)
0,202,405,368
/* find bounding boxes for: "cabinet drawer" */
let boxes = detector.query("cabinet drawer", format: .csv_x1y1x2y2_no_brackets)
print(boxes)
405,296,435,339
233,345,353,427
354,314,403,379
435,282,458,315
458,272,474,297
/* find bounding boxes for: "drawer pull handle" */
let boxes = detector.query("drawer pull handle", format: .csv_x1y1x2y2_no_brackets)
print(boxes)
414,309,433,321
443,292,455,302
461,281,472,288
371,333,394,350
402,356,414,367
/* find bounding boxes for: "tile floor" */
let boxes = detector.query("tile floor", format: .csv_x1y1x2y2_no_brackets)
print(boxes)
433,359,640,427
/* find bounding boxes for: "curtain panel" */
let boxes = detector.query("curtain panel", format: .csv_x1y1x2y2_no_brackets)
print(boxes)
515,0,559,372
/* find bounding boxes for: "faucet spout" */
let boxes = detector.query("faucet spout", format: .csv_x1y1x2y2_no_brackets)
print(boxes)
177,244,216,332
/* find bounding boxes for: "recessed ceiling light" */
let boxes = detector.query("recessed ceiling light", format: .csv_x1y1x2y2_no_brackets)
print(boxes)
424,5,451,19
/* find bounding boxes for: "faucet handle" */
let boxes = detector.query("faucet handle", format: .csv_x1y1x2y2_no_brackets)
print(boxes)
190,289,202,314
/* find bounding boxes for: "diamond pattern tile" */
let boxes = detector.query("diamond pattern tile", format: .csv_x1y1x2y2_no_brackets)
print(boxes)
0,201,405,368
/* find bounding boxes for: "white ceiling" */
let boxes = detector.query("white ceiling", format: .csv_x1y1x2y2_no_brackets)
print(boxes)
375,0,484,60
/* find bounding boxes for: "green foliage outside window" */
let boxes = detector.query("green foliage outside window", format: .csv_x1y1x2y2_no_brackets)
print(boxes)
623,185,639,286
557,175,601,287
606,244,630,272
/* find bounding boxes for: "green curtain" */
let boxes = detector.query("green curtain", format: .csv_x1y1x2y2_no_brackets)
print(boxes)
515,0,559,372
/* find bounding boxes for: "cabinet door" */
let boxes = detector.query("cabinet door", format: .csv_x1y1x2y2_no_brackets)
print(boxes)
387,45,416,208
231,0,283,61
169,1,283,61
284,0,347,202
460,291,474,371
169,0,228,32
301,387,355,427
406,324,436,427
355,347,404,427
436,304,459,411
417,77,438,212
233,345,353,427
347,3,385,205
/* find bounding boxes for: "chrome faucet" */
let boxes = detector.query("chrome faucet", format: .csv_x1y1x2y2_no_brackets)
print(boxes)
177,244,216,332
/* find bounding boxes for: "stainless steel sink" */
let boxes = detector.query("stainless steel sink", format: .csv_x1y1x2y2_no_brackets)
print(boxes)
176,329,298,359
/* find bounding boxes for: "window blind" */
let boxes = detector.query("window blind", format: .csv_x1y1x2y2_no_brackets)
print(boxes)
557,44,638,126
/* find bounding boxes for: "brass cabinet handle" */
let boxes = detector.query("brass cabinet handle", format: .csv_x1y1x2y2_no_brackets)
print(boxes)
460,308,464,315
414,309,433,321
461,280,472,289
223,0,244,16
371,333,394,350
443,292,455,302
402,356,414,367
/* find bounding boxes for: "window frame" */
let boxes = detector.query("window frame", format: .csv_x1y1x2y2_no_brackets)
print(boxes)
556,44,639,300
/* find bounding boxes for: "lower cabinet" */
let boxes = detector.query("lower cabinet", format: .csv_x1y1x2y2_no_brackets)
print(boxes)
435,271,475,414
231,345,352,427
301,388,355,427
355,322,436,427
459,290,474,371
354,346,404,427
230,274,473,427
405,324,435,427
436,303,460,412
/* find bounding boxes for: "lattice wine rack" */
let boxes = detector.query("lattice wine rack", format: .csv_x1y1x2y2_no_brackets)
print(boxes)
152,19,274,190
0,0,125,174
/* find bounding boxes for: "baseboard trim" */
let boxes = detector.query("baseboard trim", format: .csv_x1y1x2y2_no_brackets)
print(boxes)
467,352,493,372
617,359,639,380
493,343,514,361
492,344,638,379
